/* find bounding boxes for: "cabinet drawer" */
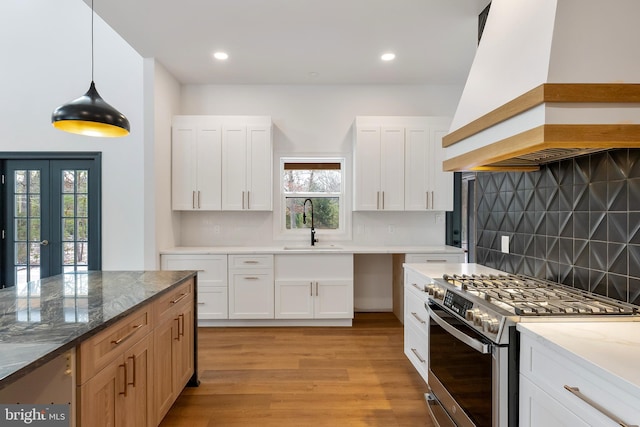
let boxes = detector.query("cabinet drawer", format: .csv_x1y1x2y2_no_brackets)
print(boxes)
520,334,640,426
229,254,273,269
154,278,194,323
404,286,429,334
161,254,227,287
404,322,428,383
77,305,152,384
404,269,432,292
405,253,464,264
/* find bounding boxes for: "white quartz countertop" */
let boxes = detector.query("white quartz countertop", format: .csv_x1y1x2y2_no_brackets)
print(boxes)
160,245,465,255
517,322,640,394
402,262,505,282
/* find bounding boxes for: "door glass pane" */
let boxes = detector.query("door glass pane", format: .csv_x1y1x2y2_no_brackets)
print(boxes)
13,170,41,285
61,170,89,271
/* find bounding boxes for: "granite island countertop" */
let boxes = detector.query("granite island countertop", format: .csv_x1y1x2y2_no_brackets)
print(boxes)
0,270,196,388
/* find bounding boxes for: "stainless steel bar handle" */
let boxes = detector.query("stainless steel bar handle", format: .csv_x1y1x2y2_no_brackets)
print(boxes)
429,306,491,354
310,282,313,296
411,312,426,324
426,192,429,209
410,348,426,363
242,191,245,209
563,386,637,427
198,191,201,208
382,191,385,209
192,191,196,209
243,260,259,264
244,277,259,280
411,283,422,292
315,281,319,297
426,260,447,263
431,191,434,209
376,191,380,210
247,191,250,209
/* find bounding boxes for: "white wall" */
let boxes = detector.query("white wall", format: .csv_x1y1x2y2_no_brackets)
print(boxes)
177,84,461,248
0,0,146,270
148,60,183,268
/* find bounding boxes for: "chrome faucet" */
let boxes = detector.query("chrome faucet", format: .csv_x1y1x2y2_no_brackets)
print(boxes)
303,198,318,246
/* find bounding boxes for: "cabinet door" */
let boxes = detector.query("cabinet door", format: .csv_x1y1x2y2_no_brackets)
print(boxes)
123,334,152,427
79,356,125,427
430,126,453,211
196,124,222,210
154,317,178,423
275,280,314,319
353,126,381,210
228,271,274,319
380,126,405,210
172,124,198,210
246,125,272,210
198,287,228,319
315,280,353,319
174,303,194,391
221,125,248,210
404,126,430,211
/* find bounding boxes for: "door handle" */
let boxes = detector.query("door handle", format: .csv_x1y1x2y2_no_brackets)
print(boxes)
40,240,49,246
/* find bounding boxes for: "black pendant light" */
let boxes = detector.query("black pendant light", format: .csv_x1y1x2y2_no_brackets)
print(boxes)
52,0,130,137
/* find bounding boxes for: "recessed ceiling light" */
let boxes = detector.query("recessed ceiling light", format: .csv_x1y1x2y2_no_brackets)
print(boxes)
381,53,396,61
213,51,229,60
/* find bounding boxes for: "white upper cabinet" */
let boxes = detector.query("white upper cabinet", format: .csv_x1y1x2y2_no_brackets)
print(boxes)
172,116,272,212
405,117,453,211
354,116,453,212
353,122,405,211
171,116,222,210
221,119,272,211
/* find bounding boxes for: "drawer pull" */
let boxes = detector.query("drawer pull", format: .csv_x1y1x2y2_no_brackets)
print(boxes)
179,313,185,337
244,277,259,280
197,302,206,305
563,385,637,427
243,260,259,264
411,312,426,324
426,260,447,263
411,283,424,292
111,324,144,345
170,293,189,304
410,348,426,364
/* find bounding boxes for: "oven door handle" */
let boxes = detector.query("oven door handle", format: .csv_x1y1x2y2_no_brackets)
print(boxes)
429,306,492,354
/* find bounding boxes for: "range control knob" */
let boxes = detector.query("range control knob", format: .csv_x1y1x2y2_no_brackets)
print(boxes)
434,287,446,300
465,308,479,321
426,284,436,295
482,318,499,334
474,312,489,327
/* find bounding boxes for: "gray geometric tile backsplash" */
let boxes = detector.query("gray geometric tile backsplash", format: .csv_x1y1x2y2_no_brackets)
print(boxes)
475,148,640,305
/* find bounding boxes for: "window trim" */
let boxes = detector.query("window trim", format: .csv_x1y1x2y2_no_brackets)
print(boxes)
276,156,351,242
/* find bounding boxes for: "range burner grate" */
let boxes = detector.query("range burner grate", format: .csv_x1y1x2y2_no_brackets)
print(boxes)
442,273,638,316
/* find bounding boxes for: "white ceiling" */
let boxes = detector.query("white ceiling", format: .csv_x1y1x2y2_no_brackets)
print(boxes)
89,0,489,85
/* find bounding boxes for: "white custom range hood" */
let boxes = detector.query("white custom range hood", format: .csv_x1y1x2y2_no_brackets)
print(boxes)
443,0,640,172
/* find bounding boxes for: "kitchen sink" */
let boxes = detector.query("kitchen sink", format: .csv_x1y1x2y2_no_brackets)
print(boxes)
283,244,342,251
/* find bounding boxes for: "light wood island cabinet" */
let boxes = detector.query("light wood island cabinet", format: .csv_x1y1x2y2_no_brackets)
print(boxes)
76,278,195,427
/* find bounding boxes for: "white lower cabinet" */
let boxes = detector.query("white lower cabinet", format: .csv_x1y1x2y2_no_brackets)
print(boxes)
160,254,228,320
274,254,354,320
519,331,640,427
403,269,430,383
228,255,274,319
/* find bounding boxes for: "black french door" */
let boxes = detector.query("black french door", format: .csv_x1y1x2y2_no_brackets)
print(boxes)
1,155,101,288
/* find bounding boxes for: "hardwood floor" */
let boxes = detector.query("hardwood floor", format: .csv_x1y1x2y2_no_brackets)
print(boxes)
159,312,433,426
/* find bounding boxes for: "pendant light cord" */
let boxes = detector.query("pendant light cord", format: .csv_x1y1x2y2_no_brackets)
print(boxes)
91,0,94,82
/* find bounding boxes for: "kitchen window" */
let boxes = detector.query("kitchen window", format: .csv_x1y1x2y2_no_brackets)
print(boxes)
280,158,348,240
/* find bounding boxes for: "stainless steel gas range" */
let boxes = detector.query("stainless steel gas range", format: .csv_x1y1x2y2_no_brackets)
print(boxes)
424,272,638,427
